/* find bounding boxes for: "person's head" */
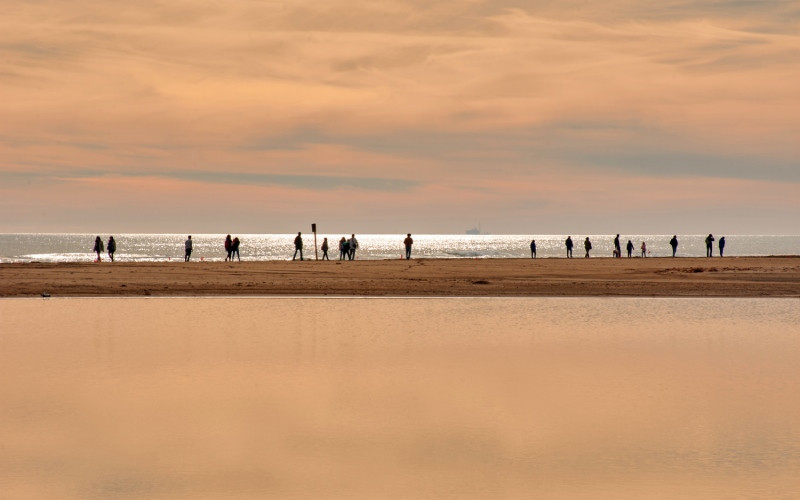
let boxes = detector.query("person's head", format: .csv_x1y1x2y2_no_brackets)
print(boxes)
351,234,355,237
616,234,620,237
407,233,411,237
188,235,191,239
298,232,301,236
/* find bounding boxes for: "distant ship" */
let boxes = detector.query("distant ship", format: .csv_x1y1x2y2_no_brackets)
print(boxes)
465,227,481,235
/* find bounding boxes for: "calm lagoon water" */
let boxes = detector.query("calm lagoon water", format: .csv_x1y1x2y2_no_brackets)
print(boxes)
2,297,799,499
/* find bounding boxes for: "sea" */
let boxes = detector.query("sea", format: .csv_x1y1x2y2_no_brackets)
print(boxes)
2,297,799,498
1,233,798,262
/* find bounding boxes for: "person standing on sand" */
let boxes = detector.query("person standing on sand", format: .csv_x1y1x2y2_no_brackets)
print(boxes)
93,236,104,262
584,237,592,258
231,237,241,261
530,239,536,259
706,234,715,257
339,237,347,260
321,238,330,260
224,234,232,261
670,235,678,257
565,236,573,258
626,240,634,258
293,232,304,261
404,234,414,259
719,236,726,257
184,236,193,262
107,236,116,262
641,241,647,258
614,234,621,258
349,234,359,260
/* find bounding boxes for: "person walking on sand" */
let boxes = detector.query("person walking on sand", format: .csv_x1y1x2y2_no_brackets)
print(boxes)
614,234,621,258
224,234,232,261
93,236,104,262
565,236,573,258
321,238,330,260
339,237,347,260
107,236,116,262
184,235,193,262
404,233,414,260
641,241,647,258
348,234,359,260
670,235,678,257
705,234,715,257
584,237,592,258
530,239,536,259
293,232,304,261
231,237,241,261
626,240,634,258
719,236,726,257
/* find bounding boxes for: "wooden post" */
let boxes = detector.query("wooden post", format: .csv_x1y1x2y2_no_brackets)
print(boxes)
312,223,318,260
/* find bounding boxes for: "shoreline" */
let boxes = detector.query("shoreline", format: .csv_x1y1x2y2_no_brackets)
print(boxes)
1,256,798,298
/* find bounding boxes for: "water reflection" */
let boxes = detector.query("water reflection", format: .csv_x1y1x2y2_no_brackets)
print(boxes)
1,298,799,498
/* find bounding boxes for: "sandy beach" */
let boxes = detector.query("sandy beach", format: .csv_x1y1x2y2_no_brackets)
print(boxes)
1,256,798,297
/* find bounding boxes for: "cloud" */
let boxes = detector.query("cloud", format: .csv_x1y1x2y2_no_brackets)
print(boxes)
0,0,798,232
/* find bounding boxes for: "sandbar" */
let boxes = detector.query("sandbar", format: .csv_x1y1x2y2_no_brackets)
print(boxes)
1,256,798,297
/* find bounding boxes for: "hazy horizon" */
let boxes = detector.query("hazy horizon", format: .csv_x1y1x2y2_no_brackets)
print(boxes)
2,1,798,235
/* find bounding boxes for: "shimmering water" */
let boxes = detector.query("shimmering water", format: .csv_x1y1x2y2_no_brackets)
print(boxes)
1,233,798,262
1,297,799,499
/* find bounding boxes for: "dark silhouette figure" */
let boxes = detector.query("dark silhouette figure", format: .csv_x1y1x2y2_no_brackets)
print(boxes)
584,237,592,258
231,237,240,261
641,241,647,258
93,236,104,262
705,234,715,257
339,237,348,260
293,232,304,260
719,236,726,257
530,239,536,259
565,236,573,258
670,235,678,257
107,236,116,262
184,235,192,262
321,238,330,260
348,234,358,260
404,234,414,259
224,234,232,261
614,234,621,258
626,240,634,258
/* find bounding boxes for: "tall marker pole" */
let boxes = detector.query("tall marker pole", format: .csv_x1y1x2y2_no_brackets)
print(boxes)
312,223,318,260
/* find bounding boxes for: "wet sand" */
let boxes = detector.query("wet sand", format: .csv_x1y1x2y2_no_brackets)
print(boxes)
1,256,798,297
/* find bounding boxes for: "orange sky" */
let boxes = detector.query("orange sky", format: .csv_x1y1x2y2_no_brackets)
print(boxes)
1,0,798,234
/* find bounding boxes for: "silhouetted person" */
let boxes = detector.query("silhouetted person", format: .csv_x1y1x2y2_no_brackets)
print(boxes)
339,237,348,260
719,236,726,257
107,236,116,262
224,234,232,261
626,240,634,258
530,239,536,259
404,234,414,259
670,235,678,257
614,234,621,258
321,238,330,260
93,236,104,262
584,237,592,258
705,234,715,257
348,234,358,260
641,241,647,257
232,237,240,261
293,232,304,260
565,236,573,258
184,235,192,262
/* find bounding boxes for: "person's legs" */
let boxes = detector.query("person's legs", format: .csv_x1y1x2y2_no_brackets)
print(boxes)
406,247,411,259
293,248,299,260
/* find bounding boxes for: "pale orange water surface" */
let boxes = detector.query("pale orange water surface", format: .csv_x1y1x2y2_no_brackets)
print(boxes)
1,297,799,499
